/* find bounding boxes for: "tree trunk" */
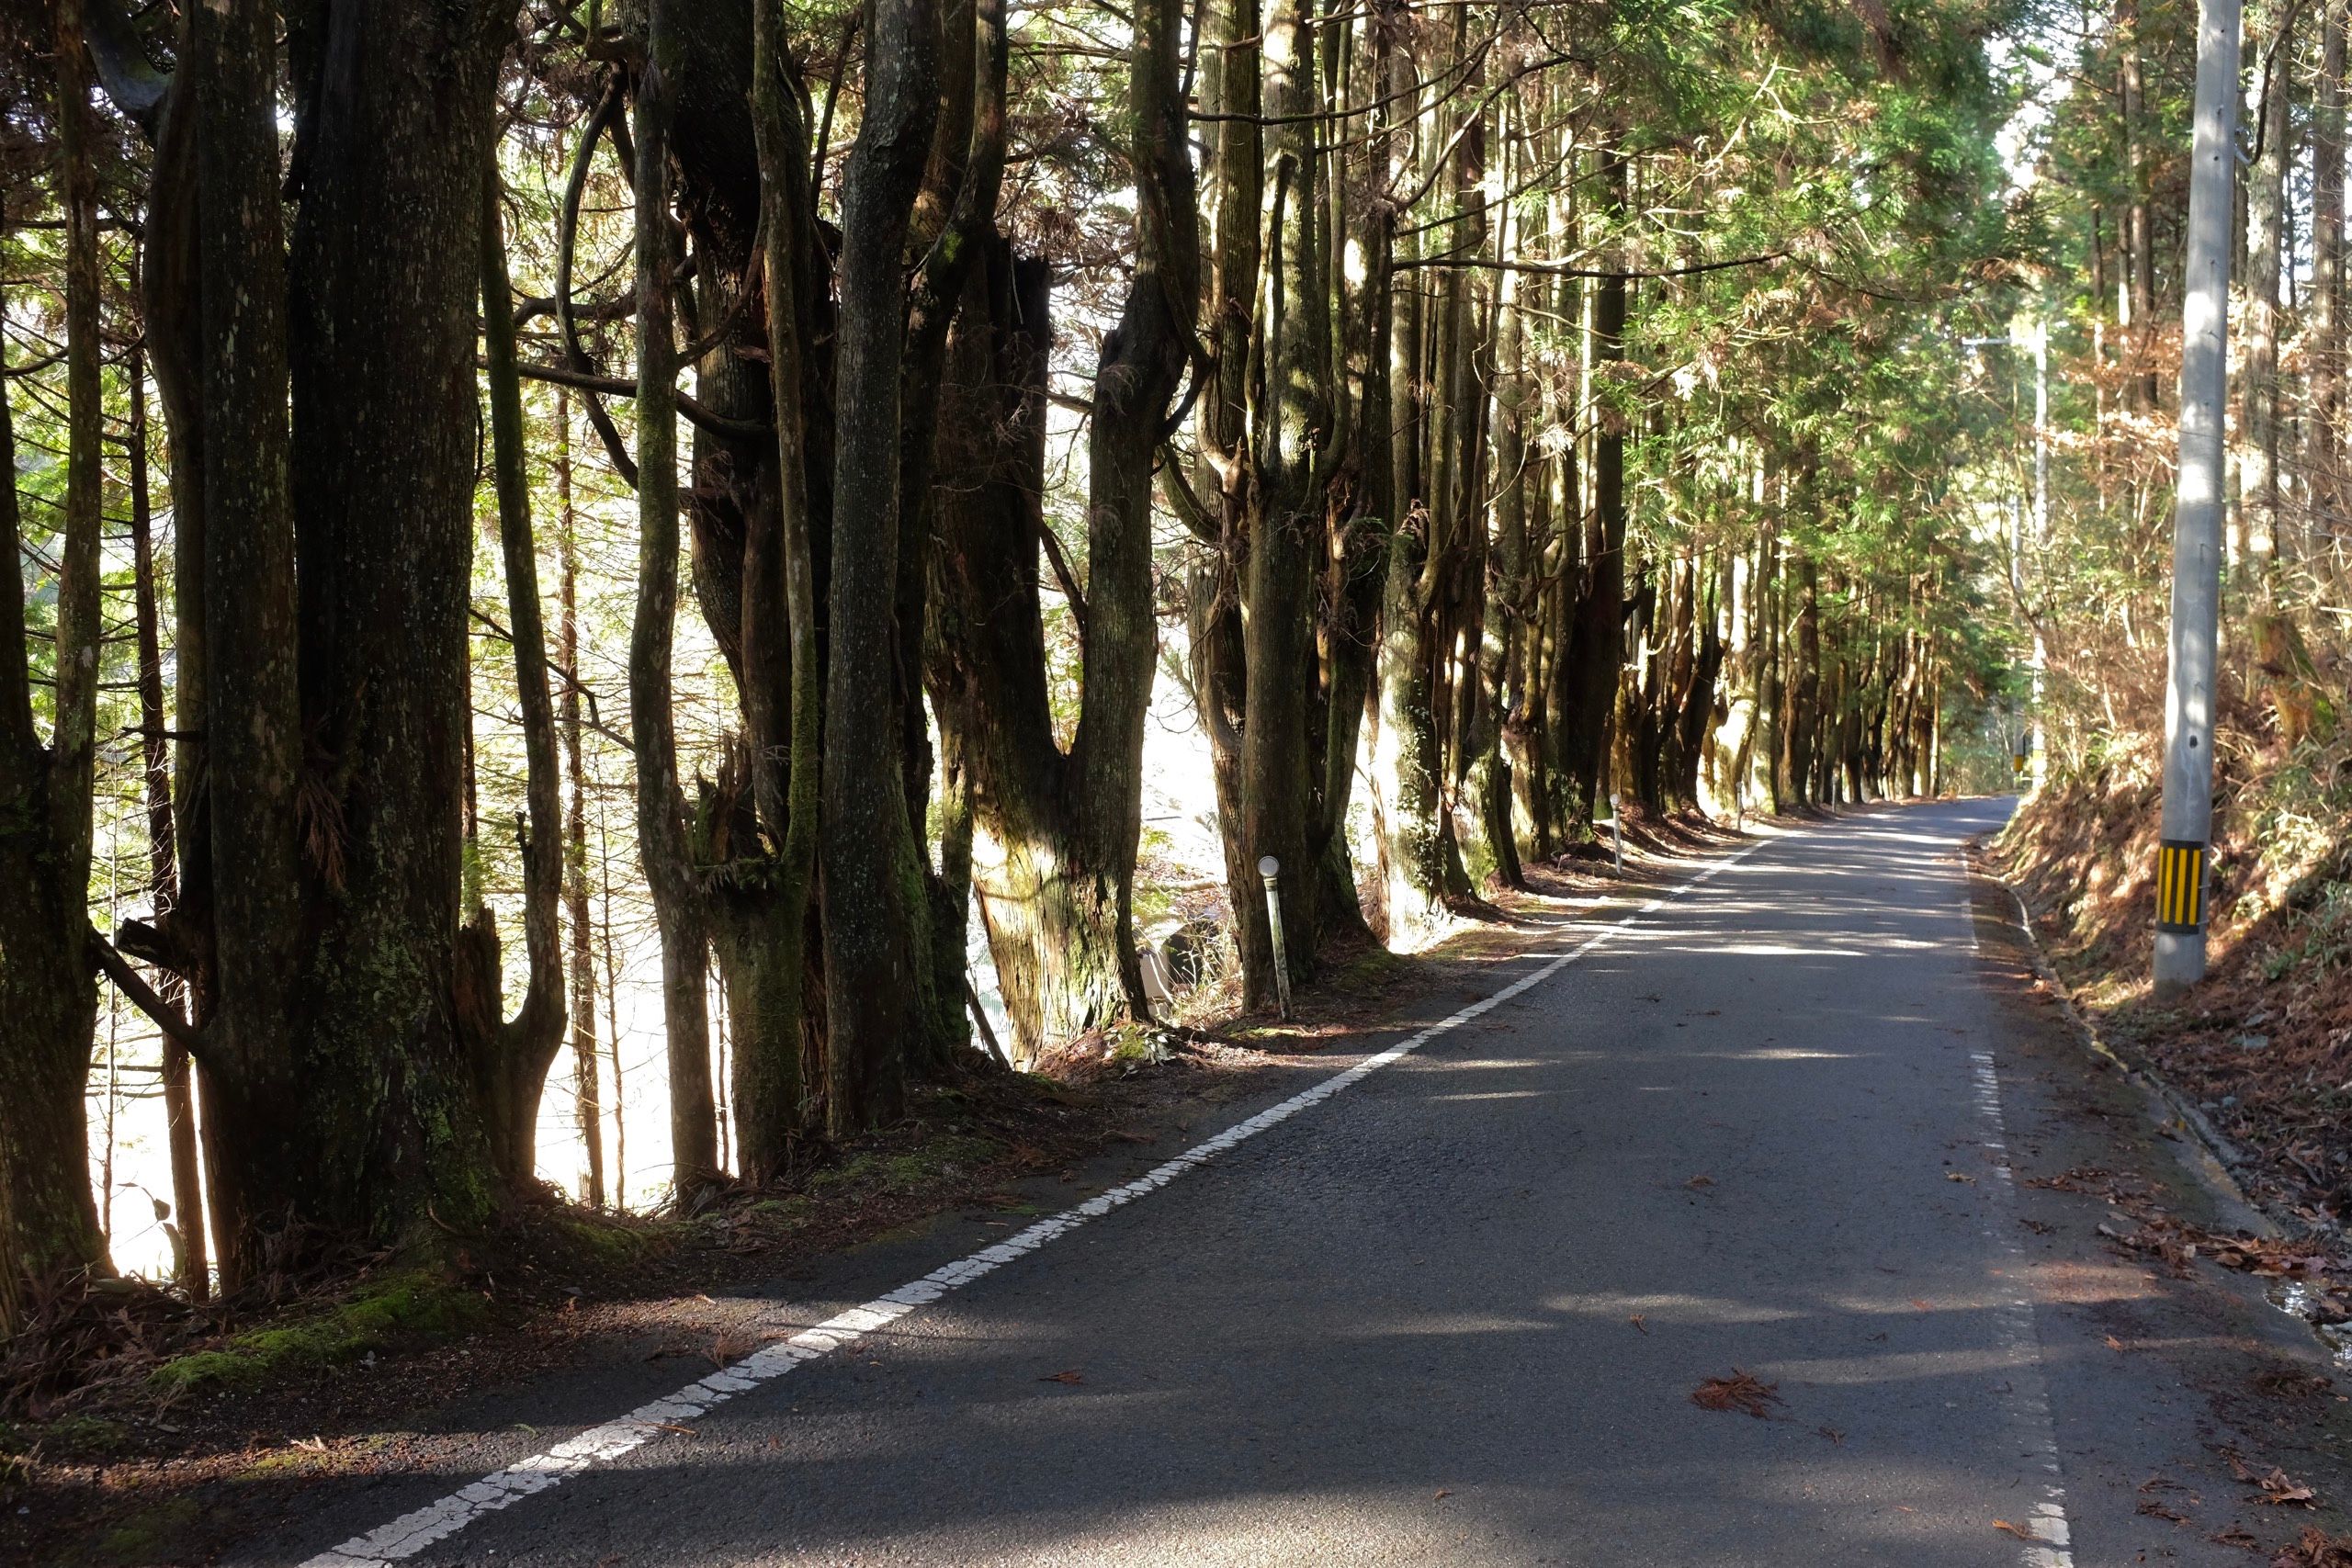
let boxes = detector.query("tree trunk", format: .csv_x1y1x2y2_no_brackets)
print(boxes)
0,37,112,1324
2120,0,2159,413
1560,148,1628,825
631,5,721,1189
2240,0,2290,582
127,345,208,1296
2312,0,2346,558
931,0,1199,1055
459,171,570,1191
556,396,606,1209
822,0,941,1133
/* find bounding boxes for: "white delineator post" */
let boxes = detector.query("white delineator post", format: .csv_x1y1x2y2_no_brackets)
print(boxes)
1258,855,1293,1021
2155,0,2240,998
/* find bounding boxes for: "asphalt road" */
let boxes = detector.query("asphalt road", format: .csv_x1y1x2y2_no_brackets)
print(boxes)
247,798,2305,1567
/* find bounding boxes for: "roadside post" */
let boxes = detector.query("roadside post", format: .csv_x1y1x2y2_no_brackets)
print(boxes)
1258,855,1293,1021
2154,0,2239,998
1607,794,1623,873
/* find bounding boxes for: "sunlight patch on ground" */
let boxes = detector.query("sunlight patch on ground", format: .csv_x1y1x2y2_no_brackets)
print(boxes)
1539,1291,1806,1325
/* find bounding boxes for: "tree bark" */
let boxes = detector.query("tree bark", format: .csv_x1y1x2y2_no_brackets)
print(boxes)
2313,0,2346,557
1560,147,1628,826
2240,0,2290,582
460,171,571,1191
632,3,721,1189
0,39,112,1323
822,0,941,1133
127,346,207,1296
556,396,607,1209
930,0,1195,1058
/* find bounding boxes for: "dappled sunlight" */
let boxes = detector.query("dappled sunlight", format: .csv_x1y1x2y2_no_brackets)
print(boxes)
1757,1344,2039,1386
1692,1047,1861,1061
2013,1258,2165,1305
1540,1289,1807,1325
1423,1089,1560,1102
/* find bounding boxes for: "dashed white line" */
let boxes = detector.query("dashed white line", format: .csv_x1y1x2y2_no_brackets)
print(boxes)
296,839,1773,1566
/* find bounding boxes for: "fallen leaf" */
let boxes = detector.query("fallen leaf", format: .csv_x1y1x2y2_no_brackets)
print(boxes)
1946,1172,1977,1184
1816,1426,1845,1445
2271,1525,2352,1563
2105,1335,2128,1352
653,1421,696,1436
1691,1369,1783,1419
1993,1519,2052,1544
2226,1451,2322,1507
1433,1488,1452,1500
1628,1314,1647,1335
1686,1174,1715,1190
1909,1299,1933,1312
1039,1370,1085,1385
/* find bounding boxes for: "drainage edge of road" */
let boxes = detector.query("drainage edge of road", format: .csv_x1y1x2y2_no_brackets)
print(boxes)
1970,845,2352,1371
1970,847,2273,1235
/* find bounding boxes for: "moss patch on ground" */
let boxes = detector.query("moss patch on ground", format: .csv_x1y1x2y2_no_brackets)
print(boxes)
810,1133,1005,1197
91,1495,209,1565
145,1269,488,1398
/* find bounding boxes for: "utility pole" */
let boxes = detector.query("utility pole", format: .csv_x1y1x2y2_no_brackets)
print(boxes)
1968,318,2051,793
2030,317,2050,792
2154,0,2241,998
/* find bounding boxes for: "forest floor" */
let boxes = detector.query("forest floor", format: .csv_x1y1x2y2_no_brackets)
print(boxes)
2,811,1760,1568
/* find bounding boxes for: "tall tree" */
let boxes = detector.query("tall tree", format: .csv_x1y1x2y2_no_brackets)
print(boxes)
929,0,1197,1057
0,13,111,1326
822,0,943,1132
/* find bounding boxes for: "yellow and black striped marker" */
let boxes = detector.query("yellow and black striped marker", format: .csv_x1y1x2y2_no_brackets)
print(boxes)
2155,839,2206,933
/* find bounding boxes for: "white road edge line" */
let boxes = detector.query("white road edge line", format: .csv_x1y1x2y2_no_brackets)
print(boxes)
297,836,1773,1568
1963,857,2076,1568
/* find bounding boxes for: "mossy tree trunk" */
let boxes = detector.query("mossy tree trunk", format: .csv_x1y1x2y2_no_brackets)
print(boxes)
821,0,941,1134
931,0,1197,1057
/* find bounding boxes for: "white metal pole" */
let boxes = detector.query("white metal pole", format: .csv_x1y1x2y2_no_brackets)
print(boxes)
2154,0,2240,998
1258,855,1293,1021
2030,319,2051,792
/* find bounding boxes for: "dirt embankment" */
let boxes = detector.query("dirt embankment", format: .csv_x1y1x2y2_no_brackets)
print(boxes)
1993,727,2352,1232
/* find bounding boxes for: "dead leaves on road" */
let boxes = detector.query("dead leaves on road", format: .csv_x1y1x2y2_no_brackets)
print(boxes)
2275,1527,2352,1566
2228,1450,2321,1508
1038,1369,1085,1385
1992,1518,2056,1545
1690,1369,1783,1419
